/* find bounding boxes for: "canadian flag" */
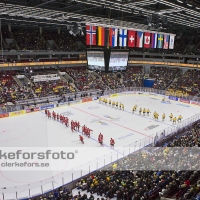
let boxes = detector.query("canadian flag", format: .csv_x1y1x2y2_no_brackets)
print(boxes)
144,32,151,48
128,30,136,47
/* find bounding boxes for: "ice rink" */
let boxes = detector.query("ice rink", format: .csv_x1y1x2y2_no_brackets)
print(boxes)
1,93,200,199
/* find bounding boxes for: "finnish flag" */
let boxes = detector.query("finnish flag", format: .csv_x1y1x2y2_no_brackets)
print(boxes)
119,29,127,47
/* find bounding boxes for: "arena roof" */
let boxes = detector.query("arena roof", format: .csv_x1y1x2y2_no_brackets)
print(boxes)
0,0,199,33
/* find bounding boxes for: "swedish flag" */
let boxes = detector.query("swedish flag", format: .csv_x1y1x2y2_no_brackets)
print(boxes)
157,34,163,49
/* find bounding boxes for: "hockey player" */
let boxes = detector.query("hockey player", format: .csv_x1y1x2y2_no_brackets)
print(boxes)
172,116,177,124
52,111,56,120
82,125,86,134
65,117,69,127
77,121,80,131
147,109,151,116
155,113,159,121
177,115,183,123
139,108,142,115
99,133,103,140
169,113,173,121
119,102,122,110
47,111,51,119
57,113,59,121
110,138,115,149
79,135,84,144
116,101,118,109
109,99,111,106
121,104,124,111
162,113,166,122
98,135,103,146
143,108,146,116
112,101,115,108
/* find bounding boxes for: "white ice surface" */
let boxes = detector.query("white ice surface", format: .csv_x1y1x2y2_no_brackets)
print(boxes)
0,94,199,199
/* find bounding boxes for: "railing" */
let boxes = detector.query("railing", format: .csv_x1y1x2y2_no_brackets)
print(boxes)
1,87,200,199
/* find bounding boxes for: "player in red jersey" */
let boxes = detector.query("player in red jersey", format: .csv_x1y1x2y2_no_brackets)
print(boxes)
77,121,80,131
79,135,84,144
85,128,90,138
98,135,103,146
57,113,59,121
45,109,48,116
52,111,56,120
110,138,115,148
82,125,86,134
59,114,63,123
65,117,69,127
47,111,51,119
99,133,103,140
74,121,78,130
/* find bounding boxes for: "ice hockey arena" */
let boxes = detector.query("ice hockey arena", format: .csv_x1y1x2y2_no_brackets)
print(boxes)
0,0,200,200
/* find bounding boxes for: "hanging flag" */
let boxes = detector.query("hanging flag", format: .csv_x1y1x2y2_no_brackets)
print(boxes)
98,26,105,46
157,34,163,49
86,25,96,45
144,32,151,48
128,30,136,47
119,29,127,47
136,31,143,48
163,34,169,49
151,33,157,48
109,28,118,47
169,35,175,49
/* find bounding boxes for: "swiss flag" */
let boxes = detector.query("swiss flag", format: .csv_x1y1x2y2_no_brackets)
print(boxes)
144,32,151,48
128,30,135,47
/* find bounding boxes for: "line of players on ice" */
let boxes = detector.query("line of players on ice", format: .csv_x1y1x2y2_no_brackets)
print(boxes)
44,109,115,147
99,97,183,124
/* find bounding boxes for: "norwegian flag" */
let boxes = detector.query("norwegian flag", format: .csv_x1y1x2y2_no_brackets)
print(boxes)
86,25,96,45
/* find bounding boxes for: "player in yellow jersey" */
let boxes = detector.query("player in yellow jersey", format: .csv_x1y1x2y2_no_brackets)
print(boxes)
105,99,107,105
153,111,157,119
162,113,166,122
134,104,138,111
172,116,177,124
139,108,142,115
147,109,151,116
121,104,124,111
99,97,102,103
112,101,115,107
177,115,183,123
116,101,118,108
169,113,173,121
143,108,146,116
119,102,122,110
109,99,111,106
132,106,135,113
155,113,159,121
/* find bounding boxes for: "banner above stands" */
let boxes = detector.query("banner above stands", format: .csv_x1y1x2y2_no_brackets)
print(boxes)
86,24,175,49
31,74,60,82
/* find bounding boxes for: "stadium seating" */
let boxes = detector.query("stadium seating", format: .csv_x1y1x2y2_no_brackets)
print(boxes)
13,28,48,50
167,69,200,96
121,66,144,87
149,66,180,90
0,70,34,104
97,71,124,89
29,68,75,97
